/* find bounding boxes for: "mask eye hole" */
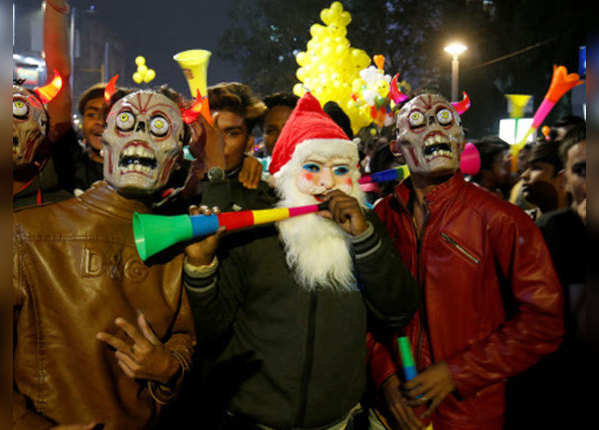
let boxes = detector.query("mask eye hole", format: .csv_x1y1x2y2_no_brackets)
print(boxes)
116,111,135,131
303,162,321,173
333,165,349,176
13,100,29,119
150,115,170,137
436,108,453,125
408,111,425,128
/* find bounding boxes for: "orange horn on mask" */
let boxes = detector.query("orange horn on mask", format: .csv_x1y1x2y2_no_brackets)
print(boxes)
390,74,408,104
451,91,471,115
34,70,63,104
104,74,120,104
181,89,212,125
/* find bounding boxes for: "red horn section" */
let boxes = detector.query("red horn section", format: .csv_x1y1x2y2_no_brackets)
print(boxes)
390,74,408,104
181,89,212,125
104,74,119,104
33,70,63,104
451,91,471,115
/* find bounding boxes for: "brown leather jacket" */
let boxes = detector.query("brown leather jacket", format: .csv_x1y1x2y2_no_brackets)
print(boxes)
13,181,196,429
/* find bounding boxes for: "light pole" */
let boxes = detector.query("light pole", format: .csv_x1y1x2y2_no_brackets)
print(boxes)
444,42,467,101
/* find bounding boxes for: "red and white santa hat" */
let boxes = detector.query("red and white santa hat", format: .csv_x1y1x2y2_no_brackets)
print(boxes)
269,92,358,177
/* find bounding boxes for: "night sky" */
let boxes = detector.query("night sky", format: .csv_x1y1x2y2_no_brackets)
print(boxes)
72,0,242,94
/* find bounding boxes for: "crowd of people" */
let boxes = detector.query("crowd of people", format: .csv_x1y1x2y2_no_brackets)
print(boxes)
11,1,589,430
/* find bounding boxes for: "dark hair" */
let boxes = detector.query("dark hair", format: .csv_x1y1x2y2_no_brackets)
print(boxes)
528,140,563,173
323,101,354,139
263,92,299,110
472,136,509,171
207,82,266,132
559,134,585,165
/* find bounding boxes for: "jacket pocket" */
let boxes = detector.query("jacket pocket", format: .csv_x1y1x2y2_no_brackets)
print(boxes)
440,232,480,264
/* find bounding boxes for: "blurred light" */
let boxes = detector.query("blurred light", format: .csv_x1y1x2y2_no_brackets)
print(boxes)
499,118,534,145
444,42,468,58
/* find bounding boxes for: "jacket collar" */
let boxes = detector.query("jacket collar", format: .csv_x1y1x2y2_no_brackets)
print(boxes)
79,181,153,220
394,170,467,210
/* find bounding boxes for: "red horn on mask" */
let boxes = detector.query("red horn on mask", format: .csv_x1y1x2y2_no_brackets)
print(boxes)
451,91,471,115
390,74,408,104
33,70,63,104
104,74,120,104
181,89,212,125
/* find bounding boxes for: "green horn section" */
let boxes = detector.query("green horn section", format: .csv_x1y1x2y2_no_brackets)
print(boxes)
133,212,194,261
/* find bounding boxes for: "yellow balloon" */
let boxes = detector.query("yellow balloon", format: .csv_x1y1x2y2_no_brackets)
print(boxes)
376,80,390,98
296,51,308,66
307,39,319,52
320,9,332,25
310,24,325,38
138,64,148,76
330,2,343,14
296,67,307,81
293,83,306,97
133,72,143,84
144,69,156,83
340,11,351,26
135,56,146,66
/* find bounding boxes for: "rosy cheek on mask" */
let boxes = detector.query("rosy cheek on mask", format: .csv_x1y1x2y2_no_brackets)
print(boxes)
296,172,325,195
345,177,353,186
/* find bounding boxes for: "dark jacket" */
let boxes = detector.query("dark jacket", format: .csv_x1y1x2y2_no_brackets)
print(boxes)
370,172,564,428
13,182,196,429
184,207,418,429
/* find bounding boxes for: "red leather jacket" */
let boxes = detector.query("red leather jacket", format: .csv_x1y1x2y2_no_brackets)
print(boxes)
369,172,563,428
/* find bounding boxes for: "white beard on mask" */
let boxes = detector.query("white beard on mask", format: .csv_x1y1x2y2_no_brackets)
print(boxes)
273,155,366,293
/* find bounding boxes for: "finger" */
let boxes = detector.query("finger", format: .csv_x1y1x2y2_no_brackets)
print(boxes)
391,402,424,430
96,332,131,354
115,350,141,372
406,382,435,400
189,205,200,216
316,210,333,220
137,313,161,346
114,317,148,347
211,206,221,215
421,395,443,418
117,359,137,379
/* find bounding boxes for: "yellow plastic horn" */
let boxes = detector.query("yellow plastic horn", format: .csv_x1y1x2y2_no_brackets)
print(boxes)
173,49,212,97
505,94,532,119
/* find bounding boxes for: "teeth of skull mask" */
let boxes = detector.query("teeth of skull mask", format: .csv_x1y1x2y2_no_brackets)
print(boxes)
12,85,48,167
103,90,184,195
392,93,465,176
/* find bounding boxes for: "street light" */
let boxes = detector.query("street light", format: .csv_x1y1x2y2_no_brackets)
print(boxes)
444,42,467,101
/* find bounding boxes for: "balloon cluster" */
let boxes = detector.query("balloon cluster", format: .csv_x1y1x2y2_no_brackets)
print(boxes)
348,55,409,128
133,56,156,84
293,1,372,134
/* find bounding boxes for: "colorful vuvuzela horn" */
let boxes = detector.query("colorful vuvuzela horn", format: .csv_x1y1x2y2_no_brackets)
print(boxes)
358,165,411,185
133,203,328,261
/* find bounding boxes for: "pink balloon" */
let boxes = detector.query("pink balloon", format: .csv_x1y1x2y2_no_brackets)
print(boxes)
460,142,481,175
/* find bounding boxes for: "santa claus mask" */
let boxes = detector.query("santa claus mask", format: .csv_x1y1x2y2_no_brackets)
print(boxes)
103,90,184,196
12,85,48,167
274,148,364,293
392,93,465,176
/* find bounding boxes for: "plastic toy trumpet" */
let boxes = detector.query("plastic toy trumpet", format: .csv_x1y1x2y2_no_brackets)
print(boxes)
359,165,410,185
133,203,328,261
398,336,418,381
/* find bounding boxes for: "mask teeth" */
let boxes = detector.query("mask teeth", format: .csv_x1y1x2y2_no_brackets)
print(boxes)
104,74,120,104
33,70,63,104
451,91,471,115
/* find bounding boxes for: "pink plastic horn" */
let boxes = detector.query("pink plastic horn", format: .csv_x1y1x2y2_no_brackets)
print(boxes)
390,74,408,104
451,91,471,115
33,70,63,104
104,74,120,104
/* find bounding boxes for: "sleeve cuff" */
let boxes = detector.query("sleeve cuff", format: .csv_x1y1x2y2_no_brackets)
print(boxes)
183,256,218,291
350,222,382,259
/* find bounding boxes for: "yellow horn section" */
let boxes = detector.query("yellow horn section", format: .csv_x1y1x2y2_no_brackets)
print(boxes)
173,49,212,97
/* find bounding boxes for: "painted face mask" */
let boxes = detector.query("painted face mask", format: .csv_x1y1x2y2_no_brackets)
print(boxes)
393,93,465,176
103,90,184,195
12,85,48,167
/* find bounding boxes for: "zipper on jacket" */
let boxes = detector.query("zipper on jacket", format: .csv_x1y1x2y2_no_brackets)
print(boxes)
414,204,430,370
441,232,480,264
297,292,318,427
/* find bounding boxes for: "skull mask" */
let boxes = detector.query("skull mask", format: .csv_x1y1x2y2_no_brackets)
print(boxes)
392,93,465,176
12,85,48,167
103,90,184,196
